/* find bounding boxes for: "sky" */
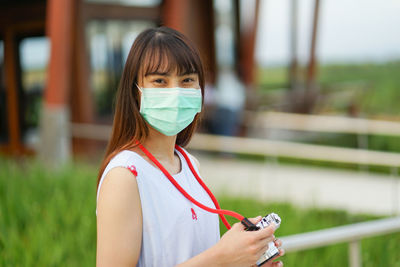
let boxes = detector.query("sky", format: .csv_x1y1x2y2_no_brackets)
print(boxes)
256,0,400,66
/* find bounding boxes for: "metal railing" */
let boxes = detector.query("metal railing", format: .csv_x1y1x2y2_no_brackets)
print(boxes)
245,111,400,136
280,216,400,267
188,133,400,168
243,111,400,167
70,123,111,141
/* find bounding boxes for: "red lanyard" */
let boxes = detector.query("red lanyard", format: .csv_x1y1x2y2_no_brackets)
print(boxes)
137,142,245,230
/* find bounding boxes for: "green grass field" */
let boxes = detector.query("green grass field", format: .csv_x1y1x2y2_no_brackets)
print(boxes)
257,61,400,116
1,158,399,266
0,160,97,266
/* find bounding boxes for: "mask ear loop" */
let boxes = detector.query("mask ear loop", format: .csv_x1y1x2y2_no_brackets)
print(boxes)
135,83,143,111
135,83,143,93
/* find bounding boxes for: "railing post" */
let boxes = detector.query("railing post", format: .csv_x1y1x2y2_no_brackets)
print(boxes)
392,167,399,216
356,122,369,173
349,240,361,267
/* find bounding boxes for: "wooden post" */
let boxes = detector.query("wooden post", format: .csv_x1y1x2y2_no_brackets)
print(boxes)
4,27,20,155
162,0,216,83
289,0,299,91
304,0,321,112
240,0,260,86
162,0,188,33
70,0,95,155
39,0,74,166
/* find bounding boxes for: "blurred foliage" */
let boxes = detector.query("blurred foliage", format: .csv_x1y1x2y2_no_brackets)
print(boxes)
318,62,400,116
0,158,97,266
1,158,399,266
257,61,400,116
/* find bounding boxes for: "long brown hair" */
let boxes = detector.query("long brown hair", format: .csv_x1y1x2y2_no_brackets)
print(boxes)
97,27,205,189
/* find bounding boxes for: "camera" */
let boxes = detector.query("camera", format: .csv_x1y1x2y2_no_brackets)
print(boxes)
242,213,282,266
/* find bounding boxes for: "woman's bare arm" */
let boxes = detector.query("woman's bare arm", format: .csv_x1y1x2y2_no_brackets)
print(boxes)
96,167,142,267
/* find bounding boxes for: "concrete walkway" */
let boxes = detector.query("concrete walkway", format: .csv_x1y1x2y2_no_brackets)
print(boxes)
192,153,400,216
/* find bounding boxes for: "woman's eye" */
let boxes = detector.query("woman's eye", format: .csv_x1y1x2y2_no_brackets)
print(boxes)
154,79,165,84
183,78,194,83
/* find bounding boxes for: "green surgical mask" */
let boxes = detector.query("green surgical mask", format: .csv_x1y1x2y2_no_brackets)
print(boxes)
138,86,202,136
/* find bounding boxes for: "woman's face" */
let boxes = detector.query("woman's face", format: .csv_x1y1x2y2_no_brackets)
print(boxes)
138,68,200,90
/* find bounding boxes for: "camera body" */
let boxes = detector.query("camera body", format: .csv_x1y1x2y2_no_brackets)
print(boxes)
255,213,281,266
241,213,281,266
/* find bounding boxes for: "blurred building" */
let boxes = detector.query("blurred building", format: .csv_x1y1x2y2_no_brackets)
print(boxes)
0,0,260,160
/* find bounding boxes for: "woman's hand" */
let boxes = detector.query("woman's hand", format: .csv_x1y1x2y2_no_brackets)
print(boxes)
257,238,285,267
213,216,284,267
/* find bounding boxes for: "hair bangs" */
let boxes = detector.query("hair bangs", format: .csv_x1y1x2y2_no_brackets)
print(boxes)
140,33,200,77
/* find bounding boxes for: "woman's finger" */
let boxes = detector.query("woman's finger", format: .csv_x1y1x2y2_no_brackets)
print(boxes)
274,238,282,248
270,248,285,260
278,248,285,257
232,221,246,231
252,223,276,240
271,260,283,267
248,216,262,224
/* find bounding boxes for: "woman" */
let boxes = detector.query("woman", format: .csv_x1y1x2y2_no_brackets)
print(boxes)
96,26,284,267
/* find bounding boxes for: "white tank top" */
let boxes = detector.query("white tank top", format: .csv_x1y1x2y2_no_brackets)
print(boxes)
96,147,220,266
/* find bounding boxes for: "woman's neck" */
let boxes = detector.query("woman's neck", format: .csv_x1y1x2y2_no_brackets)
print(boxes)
140,128,177,162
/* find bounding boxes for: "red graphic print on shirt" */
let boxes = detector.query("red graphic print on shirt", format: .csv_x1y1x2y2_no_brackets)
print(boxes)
191,208,198,220
127,165,138,176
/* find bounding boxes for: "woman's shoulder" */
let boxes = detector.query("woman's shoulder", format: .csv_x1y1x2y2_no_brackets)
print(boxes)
96,150,144,214
99,150,142,186
109,149,138,164
104,149,146,176
107,148,144,166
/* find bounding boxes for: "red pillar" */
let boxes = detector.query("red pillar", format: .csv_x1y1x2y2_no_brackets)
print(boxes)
4,28,21,154
162,0,216,83
240,0,260,86
39,0,74,165
162,0,188,33
45,0,74,107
